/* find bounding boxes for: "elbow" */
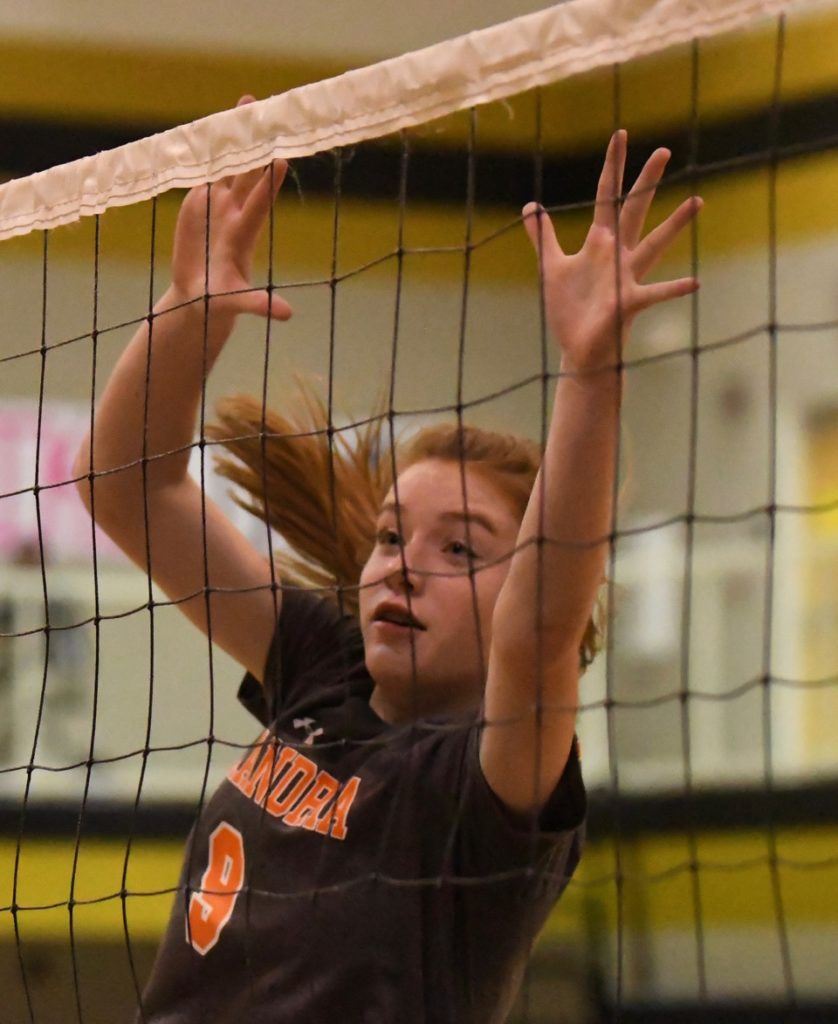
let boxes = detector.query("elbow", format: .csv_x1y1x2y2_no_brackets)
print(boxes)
71,443,93,513
71,437,117,525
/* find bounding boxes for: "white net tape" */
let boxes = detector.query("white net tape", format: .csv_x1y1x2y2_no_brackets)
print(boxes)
0,0,808,241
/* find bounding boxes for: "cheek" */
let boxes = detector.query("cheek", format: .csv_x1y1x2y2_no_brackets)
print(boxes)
357,555,378,616
443,569,505,633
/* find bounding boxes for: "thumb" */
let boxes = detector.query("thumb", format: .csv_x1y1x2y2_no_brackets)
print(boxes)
235,288,293,322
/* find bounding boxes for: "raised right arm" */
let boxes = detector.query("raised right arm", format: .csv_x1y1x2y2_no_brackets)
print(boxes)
72,118,292,683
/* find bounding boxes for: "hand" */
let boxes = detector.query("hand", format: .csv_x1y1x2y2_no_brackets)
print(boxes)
168,95,293,323
522,129,701,374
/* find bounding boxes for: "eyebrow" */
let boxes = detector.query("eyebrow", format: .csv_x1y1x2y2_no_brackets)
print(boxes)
380,501,498,537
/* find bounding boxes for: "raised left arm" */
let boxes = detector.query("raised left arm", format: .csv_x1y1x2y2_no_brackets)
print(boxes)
480,130,702,816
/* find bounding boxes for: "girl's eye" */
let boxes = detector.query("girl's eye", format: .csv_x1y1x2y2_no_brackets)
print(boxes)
377,528,401,547
447,540,478,560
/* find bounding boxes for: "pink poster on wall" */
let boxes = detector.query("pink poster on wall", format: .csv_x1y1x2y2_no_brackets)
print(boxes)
0,400,123,564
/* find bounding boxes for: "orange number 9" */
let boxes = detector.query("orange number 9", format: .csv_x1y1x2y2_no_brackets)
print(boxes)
186,821,245,955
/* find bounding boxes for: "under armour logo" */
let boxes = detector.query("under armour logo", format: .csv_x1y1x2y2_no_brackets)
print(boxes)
292,717,324,746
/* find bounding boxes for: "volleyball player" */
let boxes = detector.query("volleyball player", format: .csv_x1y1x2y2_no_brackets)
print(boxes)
73,105,701,1021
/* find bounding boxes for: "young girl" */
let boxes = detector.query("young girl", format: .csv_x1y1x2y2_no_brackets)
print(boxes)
73,98,701,1022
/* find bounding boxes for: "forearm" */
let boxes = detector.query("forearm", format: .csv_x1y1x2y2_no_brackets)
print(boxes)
497,364,621,655
74,288,236,508
481,135,698,814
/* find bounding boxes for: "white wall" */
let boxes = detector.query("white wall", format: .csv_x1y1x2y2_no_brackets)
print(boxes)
1,222,835,800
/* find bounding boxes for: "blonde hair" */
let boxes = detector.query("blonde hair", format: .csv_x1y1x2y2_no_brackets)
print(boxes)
206,381,606,671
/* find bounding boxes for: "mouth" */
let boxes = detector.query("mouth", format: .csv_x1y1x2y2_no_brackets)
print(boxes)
371,603,427,632
371,620,423,639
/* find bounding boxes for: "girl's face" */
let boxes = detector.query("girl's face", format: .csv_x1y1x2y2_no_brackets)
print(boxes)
358,458,521,724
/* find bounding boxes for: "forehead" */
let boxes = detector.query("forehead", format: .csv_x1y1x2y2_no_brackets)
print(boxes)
382,459,509,519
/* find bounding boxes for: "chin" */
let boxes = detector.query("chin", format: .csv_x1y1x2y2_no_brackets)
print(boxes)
365,645,426,688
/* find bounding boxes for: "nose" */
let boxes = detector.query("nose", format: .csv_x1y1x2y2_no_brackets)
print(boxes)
383,545,421,595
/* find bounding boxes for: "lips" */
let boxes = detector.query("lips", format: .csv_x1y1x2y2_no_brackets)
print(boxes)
371,601,427,631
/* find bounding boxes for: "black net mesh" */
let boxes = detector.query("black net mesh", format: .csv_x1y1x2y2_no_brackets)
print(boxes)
1,10,837,1023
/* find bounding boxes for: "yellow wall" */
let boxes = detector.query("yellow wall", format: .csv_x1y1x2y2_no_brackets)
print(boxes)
3,827,836,944
0,6,835,145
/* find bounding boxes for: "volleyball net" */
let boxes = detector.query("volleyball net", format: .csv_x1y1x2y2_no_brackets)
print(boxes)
1,0,837,1019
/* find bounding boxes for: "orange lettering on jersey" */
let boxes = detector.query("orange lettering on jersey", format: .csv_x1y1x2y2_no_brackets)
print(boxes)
237,744,277,801
328,775,361,841
282,771,340,832
226,736,362,841
265,753,318,818
250,745,300,805
227,729,269,790
261,746,298,801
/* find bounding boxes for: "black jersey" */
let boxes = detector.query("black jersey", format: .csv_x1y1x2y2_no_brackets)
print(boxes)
137,588,586,1024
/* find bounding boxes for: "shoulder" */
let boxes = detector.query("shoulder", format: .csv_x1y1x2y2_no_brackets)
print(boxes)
410,719,585,864
238,587,365,725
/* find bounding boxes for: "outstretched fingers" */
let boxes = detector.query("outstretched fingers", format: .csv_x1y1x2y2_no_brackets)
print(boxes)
229,165,269,207
522,202,564,271
632,195,703,279
593,130,627,230
636,274,699,312
234,159,289,249
620,148,670,249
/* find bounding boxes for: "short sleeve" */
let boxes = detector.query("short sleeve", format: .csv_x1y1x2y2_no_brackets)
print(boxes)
237,588,363,725
420,722,586,887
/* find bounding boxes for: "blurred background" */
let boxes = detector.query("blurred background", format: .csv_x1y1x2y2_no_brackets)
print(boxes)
0,1,836,1021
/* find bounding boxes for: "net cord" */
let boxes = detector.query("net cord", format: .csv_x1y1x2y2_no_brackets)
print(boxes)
603,61,627,1020
243,158,285,1012
63,214,107,1024
679,35,709,1001
179,183,221,1021
516,87,549,1023
763,12,798,1010
8,229,52,1024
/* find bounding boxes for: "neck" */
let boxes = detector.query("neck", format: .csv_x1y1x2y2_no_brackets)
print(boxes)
369,681,481,725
